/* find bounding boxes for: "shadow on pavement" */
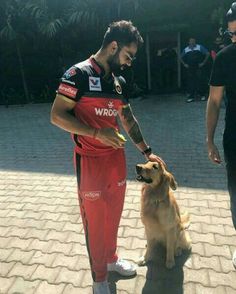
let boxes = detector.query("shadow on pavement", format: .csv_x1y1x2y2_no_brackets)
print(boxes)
0,97,228,190
107,245,191,294
108,272,137,294
141,245,191,294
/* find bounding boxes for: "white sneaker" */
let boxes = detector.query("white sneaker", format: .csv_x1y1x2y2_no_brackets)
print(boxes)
232,250,236,269
107,259,136,276
93,281,111,294
186,97,194,103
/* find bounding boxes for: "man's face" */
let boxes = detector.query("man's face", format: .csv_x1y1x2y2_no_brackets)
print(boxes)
228,20,236,42
189,38,196,47
108,42,137,75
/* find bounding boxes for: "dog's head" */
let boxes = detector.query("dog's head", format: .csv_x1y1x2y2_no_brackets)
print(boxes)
136,161,177,190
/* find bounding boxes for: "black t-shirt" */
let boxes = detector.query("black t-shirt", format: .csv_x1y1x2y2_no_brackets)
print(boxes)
209,42,236,145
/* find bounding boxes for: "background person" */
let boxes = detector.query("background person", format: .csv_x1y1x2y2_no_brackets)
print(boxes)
180,37,210,102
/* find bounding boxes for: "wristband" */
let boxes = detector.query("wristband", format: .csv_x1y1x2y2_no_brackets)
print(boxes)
141,146,152,155
93,128,99,139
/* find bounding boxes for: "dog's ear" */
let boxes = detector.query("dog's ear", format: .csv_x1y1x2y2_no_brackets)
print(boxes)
166,172,177,190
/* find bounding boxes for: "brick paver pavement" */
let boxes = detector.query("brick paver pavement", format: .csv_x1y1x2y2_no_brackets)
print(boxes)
0,94,235,294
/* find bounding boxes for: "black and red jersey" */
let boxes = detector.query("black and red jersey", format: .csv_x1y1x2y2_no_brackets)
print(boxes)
57,57,129,156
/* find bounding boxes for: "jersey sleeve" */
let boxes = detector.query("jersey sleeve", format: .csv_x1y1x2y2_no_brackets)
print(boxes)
200,45,209,55
209,53,226,86
57,66,83,102
180,48,186,58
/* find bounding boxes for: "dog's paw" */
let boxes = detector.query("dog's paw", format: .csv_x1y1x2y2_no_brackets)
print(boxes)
186,242,192,250
137,256,147,266
166,259,175,269
175,248,182,256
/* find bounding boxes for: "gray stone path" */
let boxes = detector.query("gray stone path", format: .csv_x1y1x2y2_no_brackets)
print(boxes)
0,94,235,294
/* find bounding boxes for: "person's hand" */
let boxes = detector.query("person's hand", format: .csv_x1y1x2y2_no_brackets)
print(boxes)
146,153,166,167
96,128,126,149
199,62,204,68
207,143,222,164
184,64,189,68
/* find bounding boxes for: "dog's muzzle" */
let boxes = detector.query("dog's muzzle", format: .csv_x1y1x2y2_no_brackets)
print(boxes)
136,165,153,183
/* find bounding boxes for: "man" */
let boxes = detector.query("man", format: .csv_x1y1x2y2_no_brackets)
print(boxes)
161,45,177,91
206,2,236,269
51,20,164,294
180,37,210,103
210,36,225,60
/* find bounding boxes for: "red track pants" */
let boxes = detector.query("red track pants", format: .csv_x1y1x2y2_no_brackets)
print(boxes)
74,149,126,282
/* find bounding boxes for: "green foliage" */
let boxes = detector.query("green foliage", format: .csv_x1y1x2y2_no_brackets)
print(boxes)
0,0,234,104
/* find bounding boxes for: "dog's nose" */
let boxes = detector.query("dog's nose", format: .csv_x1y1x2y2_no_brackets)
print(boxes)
136,165,142,174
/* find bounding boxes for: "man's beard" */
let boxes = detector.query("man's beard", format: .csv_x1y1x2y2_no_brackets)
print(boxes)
108,52,128,76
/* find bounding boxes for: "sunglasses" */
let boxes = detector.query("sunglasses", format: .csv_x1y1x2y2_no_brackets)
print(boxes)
117,45,136,63
224,29,236,38
124,51,136,63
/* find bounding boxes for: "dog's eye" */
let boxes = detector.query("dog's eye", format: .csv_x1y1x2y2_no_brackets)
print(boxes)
153,165,159,170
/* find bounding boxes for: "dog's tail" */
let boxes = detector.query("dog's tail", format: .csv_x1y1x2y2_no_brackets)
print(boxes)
181,211,190,229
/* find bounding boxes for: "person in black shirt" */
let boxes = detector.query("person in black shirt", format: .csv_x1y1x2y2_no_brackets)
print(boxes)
210,37,225,60
207,2,236,269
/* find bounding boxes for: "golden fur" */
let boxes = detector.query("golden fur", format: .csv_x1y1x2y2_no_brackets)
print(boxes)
136,161,191,269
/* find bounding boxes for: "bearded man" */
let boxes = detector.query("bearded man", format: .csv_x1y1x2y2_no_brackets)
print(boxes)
51,20,164,294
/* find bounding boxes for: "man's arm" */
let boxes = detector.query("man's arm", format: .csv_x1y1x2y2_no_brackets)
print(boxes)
51,94,125,149
179,49,188,68
199,52,210,67
118,104,165,163
51,94,95,136
199,45,210,67
206,86,224,163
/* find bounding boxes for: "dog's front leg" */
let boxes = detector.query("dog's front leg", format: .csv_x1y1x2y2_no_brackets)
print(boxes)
166,229,176,269
138,237,155,266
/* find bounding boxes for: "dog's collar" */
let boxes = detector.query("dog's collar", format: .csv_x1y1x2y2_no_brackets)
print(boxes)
154,198,166,205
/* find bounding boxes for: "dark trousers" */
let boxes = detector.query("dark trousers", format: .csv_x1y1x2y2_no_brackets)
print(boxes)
224,145,236,229
186,67,204,98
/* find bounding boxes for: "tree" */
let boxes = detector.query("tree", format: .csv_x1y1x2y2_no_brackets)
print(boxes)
0,0,30,103
25,0,66,38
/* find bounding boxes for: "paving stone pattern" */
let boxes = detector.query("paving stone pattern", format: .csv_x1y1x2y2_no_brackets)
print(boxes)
0,95,235,294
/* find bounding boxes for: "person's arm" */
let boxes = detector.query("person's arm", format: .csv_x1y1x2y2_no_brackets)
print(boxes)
179,49,189,68
206,86,224,163
199,52,210,67
118,104,165,163
51,95,126,149
199,45,210,67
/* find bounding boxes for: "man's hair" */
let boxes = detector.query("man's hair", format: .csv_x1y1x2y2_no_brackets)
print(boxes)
101,20,143,49
226,2,236,22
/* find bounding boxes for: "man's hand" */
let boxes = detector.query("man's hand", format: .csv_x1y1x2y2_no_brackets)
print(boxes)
199,62,204,68
184,63,189,68
207,143,222,164
146,153,166,167
96,128,126,149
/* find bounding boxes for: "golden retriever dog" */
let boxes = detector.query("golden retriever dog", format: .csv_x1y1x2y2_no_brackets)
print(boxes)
136,161,191,269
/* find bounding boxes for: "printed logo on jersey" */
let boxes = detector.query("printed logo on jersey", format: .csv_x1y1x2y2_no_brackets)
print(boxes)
108,101,114,108
114,77,122,94
89,77,102,91
64,68,77,79
118,179,126,187
81,191,101,201
58,83,78,99
94,100,118,117
61,78,75,86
